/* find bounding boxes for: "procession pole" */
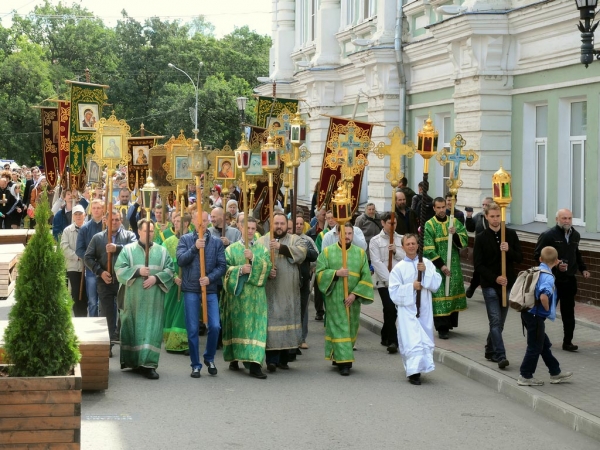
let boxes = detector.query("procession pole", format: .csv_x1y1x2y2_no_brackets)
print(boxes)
261,136,280,264
196,170,208,325
234,134,252,261
492,166,512,307
445,189,456,297
177,194,185,300
106,168,114,276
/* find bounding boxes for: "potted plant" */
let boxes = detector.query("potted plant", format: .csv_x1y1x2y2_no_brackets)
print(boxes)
1,189,82,448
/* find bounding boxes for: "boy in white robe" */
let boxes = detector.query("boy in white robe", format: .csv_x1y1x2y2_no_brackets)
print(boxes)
389,233,442,385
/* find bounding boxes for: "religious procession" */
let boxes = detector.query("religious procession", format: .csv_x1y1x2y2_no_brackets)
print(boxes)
0,73,584,393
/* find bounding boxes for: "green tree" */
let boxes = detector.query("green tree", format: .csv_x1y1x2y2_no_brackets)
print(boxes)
3,190,80,377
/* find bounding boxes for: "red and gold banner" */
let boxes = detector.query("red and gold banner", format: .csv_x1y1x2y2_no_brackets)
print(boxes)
127,137,154,193
41,107,59,188
317,117,374,214
58,101,70,178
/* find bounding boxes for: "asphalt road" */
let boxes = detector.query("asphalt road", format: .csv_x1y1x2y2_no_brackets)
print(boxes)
82,318,599,450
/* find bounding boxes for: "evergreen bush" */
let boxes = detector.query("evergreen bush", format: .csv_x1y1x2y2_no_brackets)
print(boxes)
3,189,80,376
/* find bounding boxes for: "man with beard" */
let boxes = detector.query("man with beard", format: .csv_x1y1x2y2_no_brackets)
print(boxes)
116,188,132,230
257,212,307,372
395,190,418,235
534,209,591,352
424,197,469,339
316,222,374,376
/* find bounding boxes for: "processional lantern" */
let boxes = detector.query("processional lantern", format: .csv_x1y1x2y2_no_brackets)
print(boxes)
492,166,512,206
261,136,280,172
331,183,352,223
417,116,439,155
140,171,158,221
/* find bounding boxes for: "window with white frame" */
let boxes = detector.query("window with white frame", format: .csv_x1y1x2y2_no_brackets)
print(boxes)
535,105,548,222
569,101,586,225
362,0,376,20
298,0,306,46
347,0,357,26
440,115,452,197
310,0,317,41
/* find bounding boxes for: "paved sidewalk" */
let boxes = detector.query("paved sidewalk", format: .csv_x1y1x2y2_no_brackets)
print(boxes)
359,286,600,441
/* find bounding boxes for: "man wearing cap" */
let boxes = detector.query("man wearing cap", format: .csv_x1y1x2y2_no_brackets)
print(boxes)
60,204,88,317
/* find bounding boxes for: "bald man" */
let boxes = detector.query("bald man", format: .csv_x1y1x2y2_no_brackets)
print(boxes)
534,209,591,352
209,207,241,247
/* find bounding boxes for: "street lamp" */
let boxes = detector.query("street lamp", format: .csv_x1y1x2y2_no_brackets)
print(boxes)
575,0,600,67
168,61,204,138
236,96,248,133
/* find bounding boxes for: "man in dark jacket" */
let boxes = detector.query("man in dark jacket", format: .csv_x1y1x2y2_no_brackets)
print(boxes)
465,196,492,298
534,209,591,352
395,190,418,235
474,202,522,369
84,208,137,354
177,210,227,378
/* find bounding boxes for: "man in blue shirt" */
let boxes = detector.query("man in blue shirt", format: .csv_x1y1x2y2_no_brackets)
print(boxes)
517,246,573,386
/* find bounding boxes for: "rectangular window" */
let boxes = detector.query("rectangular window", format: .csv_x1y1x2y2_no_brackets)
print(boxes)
569,101,586,224
363,0,376,19
534,105,548,221
310,0,317,41
298,0,306,46
347,0,357,26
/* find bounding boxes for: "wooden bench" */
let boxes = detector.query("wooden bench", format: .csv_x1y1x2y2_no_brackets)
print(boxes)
0,229,35,245
0,318,110,391
0,244,24,300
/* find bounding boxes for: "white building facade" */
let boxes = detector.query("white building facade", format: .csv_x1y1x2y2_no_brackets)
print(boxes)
256,0,600,235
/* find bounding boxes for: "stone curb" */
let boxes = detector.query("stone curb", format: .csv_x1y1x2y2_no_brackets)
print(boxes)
359,312,600,442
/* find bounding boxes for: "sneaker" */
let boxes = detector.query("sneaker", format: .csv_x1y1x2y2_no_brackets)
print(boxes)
517,375,544,386
204,360,217,376
497,359,509,369
190,368,201,378
550,371,573,384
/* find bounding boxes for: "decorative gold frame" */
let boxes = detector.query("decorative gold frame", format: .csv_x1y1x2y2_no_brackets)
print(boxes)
91,112,132,170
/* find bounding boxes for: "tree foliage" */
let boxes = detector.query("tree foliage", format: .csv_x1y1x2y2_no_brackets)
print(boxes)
0,3,270,164
3,190,80,377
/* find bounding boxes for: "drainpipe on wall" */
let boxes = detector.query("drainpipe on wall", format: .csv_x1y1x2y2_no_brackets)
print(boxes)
395,0,408,175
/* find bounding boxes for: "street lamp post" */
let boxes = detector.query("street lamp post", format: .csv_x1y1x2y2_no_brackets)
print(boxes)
168,61,204,138
575,0,600,67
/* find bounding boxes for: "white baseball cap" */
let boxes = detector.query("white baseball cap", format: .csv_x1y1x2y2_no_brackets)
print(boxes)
73,205,85,214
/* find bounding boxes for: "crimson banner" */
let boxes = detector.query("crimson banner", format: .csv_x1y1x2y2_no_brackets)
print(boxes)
41,107,59,188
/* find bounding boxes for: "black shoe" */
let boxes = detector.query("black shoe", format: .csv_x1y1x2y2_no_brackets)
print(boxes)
229,361,240,371
465,286,475,299
331,360,338,366
562,343,579,352
277,363,290,370
249,367,268,379
267,363,277,373
438,332,449,340
204,360,217,375
484,352,494,361
408,374,421,385
315,314,324,321
497,359,509,369
296,348,302,355
339,366,350,376
387,343,398,354
145,368,159,380
190,368,201,378
380,339,390,347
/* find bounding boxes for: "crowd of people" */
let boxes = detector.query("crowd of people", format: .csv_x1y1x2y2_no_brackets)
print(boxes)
0,164,586,385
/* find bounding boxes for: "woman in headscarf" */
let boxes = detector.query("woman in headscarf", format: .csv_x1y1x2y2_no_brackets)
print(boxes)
6,184,25,228
226,199,239,222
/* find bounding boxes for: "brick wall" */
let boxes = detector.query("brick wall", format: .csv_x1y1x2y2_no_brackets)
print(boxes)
460,236,600,307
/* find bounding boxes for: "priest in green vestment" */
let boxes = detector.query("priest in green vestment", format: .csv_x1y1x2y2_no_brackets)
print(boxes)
115,219,174,379
162,211,191,353
222,216,272,379
316,222,374,376
153,204,175,245
423,197,469,340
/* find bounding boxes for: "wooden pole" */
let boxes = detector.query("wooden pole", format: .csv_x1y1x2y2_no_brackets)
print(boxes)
144,208,150,269
445,193,455,297
196,174,208,325
242,173,249,260
388,189,396,271
268,172,275,263
339,221,350,323
178,194,185,300
501,207,507,307
416,164,431,319
106,169,114,276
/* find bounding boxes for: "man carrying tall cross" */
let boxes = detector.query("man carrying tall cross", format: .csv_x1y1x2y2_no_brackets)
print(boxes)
423,197,469,339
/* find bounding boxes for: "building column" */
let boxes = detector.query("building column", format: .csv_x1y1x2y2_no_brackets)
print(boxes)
313,0,342,67
271,0,296,80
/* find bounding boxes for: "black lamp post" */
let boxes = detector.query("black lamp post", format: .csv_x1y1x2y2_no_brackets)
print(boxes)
576,0,600,67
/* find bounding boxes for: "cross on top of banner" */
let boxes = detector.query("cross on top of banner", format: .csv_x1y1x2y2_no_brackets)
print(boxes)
372,127,416,188
436,133,478,182
325,121,372,181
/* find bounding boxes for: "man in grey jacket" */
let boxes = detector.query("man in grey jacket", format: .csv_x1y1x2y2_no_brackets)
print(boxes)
60,204,88,317
209,206,241,247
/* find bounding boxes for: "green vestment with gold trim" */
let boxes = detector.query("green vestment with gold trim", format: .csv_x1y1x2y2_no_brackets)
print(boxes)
162,235,188,352
316,244,374,364
221,241,272,365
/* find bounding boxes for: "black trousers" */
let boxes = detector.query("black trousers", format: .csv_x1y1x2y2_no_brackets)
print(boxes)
378,287,398,345
556,278,578,345
434,311,459,333
97,279,119,341
67,271,88,317
313,284,324,316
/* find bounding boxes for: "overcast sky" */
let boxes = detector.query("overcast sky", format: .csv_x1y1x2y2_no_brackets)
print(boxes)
1,0,273,37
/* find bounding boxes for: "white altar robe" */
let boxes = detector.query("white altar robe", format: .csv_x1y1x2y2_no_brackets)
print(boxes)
389,256,442,377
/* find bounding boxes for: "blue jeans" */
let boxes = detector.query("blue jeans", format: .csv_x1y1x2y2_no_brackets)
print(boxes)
183,291,220,370
482,287,509,361
85,269,99,317
519,311,561,379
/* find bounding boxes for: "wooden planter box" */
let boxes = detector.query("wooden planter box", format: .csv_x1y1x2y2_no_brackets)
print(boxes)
0,364,82,449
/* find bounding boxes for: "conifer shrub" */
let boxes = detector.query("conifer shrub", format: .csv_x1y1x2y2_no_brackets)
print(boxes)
3,189,80,377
